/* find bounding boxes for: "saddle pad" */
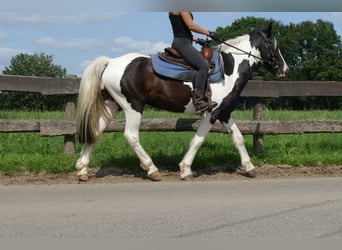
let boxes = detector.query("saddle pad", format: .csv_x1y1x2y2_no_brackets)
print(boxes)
151,50,224,83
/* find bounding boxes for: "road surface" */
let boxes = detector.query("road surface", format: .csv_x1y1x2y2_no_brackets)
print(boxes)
1,178,342,238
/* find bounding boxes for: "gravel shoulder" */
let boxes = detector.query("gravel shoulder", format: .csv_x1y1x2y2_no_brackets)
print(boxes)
1,164,342,185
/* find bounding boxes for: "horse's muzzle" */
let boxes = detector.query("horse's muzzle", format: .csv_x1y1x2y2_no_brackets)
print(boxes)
277,64,289,78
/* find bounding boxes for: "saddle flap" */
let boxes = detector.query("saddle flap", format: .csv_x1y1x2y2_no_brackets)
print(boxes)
159,46,216,72
164,47,181,58
158,51,192,70
165,46,214,62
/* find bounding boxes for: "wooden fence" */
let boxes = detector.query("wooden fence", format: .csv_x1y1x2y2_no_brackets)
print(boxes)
1,74,342,154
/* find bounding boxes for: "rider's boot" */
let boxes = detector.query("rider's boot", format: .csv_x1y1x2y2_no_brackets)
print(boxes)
192,89,209,114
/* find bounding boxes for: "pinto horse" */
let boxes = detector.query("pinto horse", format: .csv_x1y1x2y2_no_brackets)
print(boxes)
75,23,288,181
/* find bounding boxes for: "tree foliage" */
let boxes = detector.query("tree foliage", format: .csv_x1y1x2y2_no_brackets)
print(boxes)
1,53,67,111
216,16,342,110
3,53,66,77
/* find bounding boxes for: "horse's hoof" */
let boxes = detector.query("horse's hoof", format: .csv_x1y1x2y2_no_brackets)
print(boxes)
182,175,193,182
148,171,162,181
245,169,256,178
78,174,89,182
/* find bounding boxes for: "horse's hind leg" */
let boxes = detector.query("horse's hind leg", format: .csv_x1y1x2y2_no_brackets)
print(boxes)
76,144,93,181
123,110,161,181
76,100,119,181
179,114,213,180
224,118,256,178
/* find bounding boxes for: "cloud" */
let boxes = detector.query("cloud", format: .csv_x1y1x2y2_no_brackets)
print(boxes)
0,47,29,72
37,37,104,50
0,47,27,61
0,32,7,40
112,36,169,55
318,13,342,36
78,59,93,74
331,12,342,25
78,36,169,76
0,12,124,25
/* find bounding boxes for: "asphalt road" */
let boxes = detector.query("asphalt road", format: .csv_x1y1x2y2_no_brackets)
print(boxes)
1,178,342,238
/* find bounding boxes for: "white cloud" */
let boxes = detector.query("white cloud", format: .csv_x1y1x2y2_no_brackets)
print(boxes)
37,37,104,50
112,36,169,55
78,59,93,74
0,47,27,60
331,12,342,19
330,12,342,25
0,12,124,25
0,47,29,72
320,13,342,37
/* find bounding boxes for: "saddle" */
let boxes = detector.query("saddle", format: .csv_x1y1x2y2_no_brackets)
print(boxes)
151,45,224,83
158,46,216,74
155,45,220,112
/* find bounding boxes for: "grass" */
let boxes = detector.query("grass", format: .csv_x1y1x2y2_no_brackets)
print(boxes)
0,109,341,176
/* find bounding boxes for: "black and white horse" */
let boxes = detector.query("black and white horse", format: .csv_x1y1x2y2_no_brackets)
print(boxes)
75,23,288,181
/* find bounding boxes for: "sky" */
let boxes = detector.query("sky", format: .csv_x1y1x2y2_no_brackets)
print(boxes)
1,0,342,76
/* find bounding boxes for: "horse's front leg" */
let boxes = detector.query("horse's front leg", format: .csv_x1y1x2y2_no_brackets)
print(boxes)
124,110,161,181
224,118,256,178
179,114,213,181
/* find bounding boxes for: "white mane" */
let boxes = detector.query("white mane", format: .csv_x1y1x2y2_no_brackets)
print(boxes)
219,34,250,53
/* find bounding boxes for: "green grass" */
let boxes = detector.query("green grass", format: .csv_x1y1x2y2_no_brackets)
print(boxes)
0,109,341,176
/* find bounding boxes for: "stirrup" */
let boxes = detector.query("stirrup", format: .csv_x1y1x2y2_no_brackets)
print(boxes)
207,101,218,113
195,105,209,114
196,101,218,114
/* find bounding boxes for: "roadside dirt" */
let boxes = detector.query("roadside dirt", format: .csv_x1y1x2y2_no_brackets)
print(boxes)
1,164,342,185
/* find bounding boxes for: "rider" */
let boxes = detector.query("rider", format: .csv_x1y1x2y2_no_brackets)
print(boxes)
168,12,220,113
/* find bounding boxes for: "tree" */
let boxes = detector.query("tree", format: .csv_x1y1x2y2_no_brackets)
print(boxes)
3,53,66,77
280,20,342,81
216,16,273,40
1,53,67,111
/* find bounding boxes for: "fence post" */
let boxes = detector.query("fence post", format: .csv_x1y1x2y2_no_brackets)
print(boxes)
64,74,77,154
252,77,265,154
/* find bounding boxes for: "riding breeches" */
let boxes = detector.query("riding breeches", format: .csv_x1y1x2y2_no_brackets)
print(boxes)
172,37,209,91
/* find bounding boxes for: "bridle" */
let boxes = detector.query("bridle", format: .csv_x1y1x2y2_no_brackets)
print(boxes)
216,33,280,70
262,33,280,70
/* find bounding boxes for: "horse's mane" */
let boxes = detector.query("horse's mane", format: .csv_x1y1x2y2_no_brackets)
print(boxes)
219,34,249,52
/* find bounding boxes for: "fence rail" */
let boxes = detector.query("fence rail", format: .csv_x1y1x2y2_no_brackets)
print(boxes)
1,74,342,154
1,118,342,135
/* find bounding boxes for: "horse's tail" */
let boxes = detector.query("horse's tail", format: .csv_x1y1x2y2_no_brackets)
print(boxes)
76,56,112,144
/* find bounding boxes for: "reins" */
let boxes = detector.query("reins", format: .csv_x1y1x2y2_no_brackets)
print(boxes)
215,35,276,68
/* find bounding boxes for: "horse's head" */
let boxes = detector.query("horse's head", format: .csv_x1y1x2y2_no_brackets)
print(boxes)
253,22,289,77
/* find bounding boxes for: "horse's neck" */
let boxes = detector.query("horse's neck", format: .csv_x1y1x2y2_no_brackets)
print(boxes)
223,41,260,75
218,36,260,92
221,35,260,62
220,51,256,93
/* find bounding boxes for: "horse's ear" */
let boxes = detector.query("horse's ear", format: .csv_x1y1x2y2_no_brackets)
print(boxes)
264,22,273,38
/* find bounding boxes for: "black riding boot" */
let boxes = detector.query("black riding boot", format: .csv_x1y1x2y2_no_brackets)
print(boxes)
192,89,209,114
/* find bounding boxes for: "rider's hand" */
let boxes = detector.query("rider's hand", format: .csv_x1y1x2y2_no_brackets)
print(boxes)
196,38,207,46
208,31,220,41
